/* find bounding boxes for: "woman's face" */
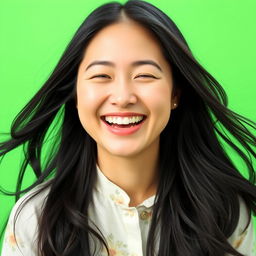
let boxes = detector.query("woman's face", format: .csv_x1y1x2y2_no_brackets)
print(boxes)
76,19,177,159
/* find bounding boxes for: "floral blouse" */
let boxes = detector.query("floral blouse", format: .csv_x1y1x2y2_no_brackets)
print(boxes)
1,166,256,256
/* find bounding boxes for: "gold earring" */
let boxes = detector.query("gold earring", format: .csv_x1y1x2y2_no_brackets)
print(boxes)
173,103,177,108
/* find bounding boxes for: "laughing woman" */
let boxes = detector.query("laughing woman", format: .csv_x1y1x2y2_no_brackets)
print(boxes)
1,0,256,255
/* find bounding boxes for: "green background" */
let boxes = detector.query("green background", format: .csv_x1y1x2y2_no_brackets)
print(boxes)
0,0,255,252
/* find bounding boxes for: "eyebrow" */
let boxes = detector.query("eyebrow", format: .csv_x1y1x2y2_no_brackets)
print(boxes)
85,60,163,72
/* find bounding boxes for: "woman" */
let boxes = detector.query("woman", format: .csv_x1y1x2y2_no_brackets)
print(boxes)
0,0,255,255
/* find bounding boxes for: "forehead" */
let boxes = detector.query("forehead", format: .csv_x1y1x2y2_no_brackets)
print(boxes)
81,20,167,67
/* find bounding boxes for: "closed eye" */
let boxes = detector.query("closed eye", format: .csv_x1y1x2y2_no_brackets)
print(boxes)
90,74,158,79
91,74,110,79
135,74,158,79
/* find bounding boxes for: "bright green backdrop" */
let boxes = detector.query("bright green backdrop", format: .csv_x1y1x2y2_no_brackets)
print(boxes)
0,0,255,252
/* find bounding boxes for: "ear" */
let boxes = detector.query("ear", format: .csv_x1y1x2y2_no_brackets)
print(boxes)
171,88,181,110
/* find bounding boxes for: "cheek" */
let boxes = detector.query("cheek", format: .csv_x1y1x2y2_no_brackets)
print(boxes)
154,97,171,125
76,85,103,131
76,84,106,113
77,85,99,105
144,86,172,130
142,85,171,113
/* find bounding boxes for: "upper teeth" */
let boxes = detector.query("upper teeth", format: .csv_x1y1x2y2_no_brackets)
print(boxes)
105,116,144,125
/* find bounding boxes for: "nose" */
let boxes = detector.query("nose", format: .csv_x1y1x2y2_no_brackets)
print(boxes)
109,80,138,107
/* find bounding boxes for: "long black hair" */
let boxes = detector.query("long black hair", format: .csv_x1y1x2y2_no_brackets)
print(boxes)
0,0,255,255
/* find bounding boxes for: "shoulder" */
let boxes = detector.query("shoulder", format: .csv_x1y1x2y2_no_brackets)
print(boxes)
9,180,51,226
227,196,256,255
1,181,51,256
12,181,50,220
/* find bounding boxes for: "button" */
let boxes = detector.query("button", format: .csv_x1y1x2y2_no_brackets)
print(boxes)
140,210,150,220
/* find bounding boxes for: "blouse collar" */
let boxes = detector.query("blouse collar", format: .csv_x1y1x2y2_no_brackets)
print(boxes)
95,165,156,209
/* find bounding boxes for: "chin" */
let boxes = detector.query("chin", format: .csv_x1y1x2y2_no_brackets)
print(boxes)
102,145,144,158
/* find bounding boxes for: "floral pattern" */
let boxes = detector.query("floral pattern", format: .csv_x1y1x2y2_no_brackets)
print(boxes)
101,234,130,256
110,189,125,205
4,221,24,251
124,209,136,217
1,166,255,256
232,228,248,249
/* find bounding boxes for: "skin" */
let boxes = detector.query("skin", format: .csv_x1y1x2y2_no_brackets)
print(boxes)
76,18,179,207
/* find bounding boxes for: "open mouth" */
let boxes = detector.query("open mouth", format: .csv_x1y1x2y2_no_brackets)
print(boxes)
100,115,147,128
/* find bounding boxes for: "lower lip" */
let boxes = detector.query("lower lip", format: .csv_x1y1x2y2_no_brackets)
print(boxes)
102,119,146,135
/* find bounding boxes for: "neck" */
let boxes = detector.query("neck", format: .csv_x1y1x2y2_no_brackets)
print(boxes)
97,140,159,207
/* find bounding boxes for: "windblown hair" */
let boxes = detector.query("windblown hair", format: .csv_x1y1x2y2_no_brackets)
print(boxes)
0,0,255,255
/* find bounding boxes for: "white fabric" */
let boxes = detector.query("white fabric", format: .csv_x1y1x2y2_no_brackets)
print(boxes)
1,165,256,255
